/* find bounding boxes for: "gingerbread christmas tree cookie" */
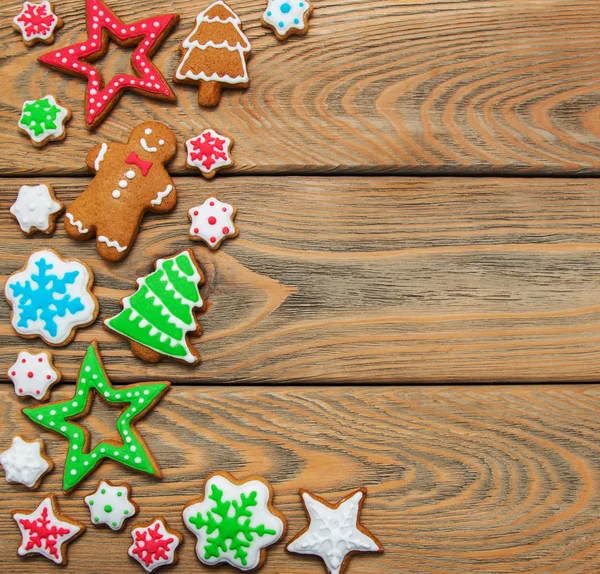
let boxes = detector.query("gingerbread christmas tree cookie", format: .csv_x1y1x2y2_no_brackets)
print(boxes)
104,249,206,365
22,342,171,492
174,1,251,107
13,1,63,46
18,95,71,147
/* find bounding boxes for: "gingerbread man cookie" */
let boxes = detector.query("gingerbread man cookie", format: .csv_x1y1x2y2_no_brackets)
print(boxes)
64,122,177,261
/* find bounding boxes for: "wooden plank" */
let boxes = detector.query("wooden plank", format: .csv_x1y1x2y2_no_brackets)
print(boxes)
2,176,600,383
2,0,600,175
0,384,599,572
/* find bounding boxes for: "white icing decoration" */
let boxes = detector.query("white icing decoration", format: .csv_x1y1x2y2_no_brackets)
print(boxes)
4,249,97,345
13,1,60,42
8,350,60,400
189,197,237,248
10,184,61,233
183,474,285,571
128,518,180,572
150,184,173,206
263,0,311,36
94,142,108,171
13,496,82,564
119,179,128,188
112,190,121,199
175,1,251,85
140,137,157,152
185,129,233,175
19,95,69,144
84,480,137,530
65,212,89,234
98,235,127,253
0,436,50,488
126,170,136,179
144,128,152,135
287,491,381,574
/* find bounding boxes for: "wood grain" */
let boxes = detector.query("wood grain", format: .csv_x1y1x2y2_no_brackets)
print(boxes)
0,384,599,573
2,176,600,383
2,0,600,175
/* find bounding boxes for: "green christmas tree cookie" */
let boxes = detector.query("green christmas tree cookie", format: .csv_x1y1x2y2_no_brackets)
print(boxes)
104,249,205,365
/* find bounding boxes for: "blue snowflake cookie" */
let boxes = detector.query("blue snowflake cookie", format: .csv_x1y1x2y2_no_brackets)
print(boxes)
262,0,313,40
5,249,98,346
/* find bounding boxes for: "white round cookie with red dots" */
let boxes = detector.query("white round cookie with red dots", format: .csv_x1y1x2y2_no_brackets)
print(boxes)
188,197,238,250
8,350,61,401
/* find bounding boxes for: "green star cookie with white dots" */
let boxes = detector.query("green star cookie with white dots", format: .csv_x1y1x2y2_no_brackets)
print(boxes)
22,341,170,492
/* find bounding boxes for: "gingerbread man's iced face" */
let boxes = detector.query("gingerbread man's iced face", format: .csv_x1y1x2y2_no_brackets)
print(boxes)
129,121,177,163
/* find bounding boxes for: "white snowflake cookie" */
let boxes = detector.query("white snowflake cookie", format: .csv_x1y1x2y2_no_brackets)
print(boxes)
13,1,63,47
128,517,183,572
188,197,238,250
8,350,61,400
262,0,313,40
182,471,286,571
286,488,384,574
185,129,234,178
85,479,138,530
12,495,84,566
4,249,98,346
0,436,53,489
10,184,64,235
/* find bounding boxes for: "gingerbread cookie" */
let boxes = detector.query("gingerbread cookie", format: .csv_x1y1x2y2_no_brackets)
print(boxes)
104,249,205,365
22,342,171,493
64,121,177,261
4,249,98,346
0,436,53,489
18,95,71,147
262,0,313,41
286,488,384,574
38,0,178,130
10,184,64,236
8,350,61,400
174,1,251,107
84,479,138,530
185,129,234,178
128,517,182,572
13,1,63,46
182,471,286,571
189,197,238,249
12,494,85,565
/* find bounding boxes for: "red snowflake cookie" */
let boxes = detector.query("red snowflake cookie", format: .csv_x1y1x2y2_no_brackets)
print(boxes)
188,197,239,250
128,517,182,572
185,129,234,179
12,495,84,565
13,1,63,46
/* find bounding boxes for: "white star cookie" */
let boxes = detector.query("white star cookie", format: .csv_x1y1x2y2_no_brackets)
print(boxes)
188,197,238,250
8,350,61,400
286,488,384,574
12,494,84,565
84,479,138,530
0,436,53,489
10,184,64,235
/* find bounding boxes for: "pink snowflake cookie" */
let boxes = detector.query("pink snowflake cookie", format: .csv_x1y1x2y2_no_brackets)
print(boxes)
12,495,85,565
13,1,63,46
185,129,234,179
188,197,238,250
128,518,182,572
8,350,61,401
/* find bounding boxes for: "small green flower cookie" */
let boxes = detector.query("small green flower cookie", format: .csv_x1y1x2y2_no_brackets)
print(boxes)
18,95,71,147
84,479,138,530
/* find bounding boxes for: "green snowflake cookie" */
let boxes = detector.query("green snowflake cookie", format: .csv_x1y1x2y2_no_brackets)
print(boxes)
182,472,286,571
18,95,70,146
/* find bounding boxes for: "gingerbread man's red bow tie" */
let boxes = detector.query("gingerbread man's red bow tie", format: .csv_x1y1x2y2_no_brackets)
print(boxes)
126,152,153,176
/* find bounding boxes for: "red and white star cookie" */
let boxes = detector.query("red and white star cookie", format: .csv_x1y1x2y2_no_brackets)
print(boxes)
188,197,238,250
12,495,85,565
185,129,234,179
8,350,61,401
13,1,63,47
38,0,179,130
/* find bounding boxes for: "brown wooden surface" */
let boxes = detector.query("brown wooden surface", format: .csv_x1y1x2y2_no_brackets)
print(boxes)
0,384,599,573
2,0,600,175
3,177,600,383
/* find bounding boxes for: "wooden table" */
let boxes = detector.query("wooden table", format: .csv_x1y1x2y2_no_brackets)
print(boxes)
1,0,600,572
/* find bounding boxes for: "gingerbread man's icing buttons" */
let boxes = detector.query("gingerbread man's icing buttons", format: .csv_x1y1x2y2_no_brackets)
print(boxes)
8,350,61,401
188,197,238,250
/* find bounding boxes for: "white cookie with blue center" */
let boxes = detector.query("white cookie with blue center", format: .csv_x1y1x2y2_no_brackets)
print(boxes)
262,0,313,40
